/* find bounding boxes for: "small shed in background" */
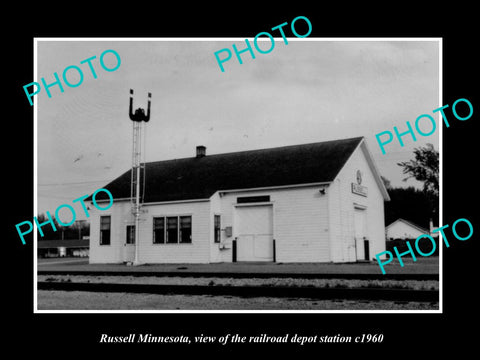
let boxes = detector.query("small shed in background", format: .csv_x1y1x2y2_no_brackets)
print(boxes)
386,218,430,241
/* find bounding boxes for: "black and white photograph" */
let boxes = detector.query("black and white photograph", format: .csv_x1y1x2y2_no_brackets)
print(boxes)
34,39,440,312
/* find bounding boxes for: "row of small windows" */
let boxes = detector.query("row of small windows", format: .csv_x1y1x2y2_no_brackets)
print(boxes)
99,195,270,245
100,215,221,245
153,216,192,244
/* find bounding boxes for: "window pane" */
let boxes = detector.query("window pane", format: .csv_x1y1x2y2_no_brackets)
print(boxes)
214,215,221,243
100,216,111,245
180,216,192,243
100,216,110,230
154,217,164,229
126,225,135,244
153,217,165,244
166,217,178,243
237,195,270,204
180,216,191,227
100,230,110,245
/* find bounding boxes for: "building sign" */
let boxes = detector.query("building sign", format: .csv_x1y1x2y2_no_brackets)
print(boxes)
352,183,368,197
352,170,367,196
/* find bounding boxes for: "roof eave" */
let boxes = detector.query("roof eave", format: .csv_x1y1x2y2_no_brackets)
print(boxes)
359,139,391,201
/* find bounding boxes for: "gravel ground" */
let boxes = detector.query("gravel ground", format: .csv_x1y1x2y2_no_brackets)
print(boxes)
37,290,439,310
37,256,440,274
37,274,439,290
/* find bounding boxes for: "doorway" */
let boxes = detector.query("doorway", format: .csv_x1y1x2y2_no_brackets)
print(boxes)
353,207,369,261
235,205,274,262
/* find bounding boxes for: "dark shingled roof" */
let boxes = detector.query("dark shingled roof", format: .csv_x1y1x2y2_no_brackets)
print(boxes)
95,137,364,203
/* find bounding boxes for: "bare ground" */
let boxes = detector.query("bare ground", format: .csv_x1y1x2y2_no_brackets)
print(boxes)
37,290,439,311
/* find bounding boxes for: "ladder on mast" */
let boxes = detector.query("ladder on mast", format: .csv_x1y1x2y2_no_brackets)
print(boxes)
128,89,151,265
130,120,144,215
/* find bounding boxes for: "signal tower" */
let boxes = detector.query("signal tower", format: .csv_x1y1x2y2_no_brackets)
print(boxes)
128,89,151,265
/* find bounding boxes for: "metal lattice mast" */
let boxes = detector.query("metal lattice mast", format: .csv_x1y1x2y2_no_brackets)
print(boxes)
131,121,142,212
129,89,151,265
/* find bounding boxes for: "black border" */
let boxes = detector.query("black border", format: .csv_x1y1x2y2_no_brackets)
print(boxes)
7,4,478,355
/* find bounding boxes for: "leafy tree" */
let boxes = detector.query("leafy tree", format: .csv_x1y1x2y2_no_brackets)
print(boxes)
397,143,439,220
36,213,61,240
397,143,439,197
36,213,90,240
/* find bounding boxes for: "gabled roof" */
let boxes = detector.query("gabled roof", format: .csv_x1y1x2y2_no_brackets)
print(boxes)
94,137,376,203
386,218,429,233
357,139,390,201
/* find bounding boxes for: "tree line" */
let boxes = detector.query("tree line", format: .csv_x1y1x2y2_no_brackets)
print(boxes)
36,214,90,241
384,143,439,229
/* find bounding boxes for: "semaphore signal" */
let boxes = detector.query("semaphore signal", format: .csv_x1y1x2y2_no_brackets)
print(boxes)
129,89,151,265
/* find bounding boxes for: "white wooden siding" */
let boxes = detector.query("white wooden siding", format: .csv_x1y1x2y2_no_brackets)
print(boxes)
89,200,211,264
89,143,387,265
328,143,387,262
216,186,330,263
89,201,131,263
209,193,224,263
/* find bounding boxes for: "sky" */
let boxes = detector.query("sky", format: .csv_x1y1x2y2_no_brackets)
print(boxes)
36,39,440,219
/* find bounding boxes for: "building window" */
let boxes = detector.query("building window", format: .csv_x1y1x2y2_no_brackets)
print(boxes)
237,195,270,204
166,217,178,244
153,217,165,244
180,216,192,243
214,215,221,243
100,216,111,245
126,225,135,244
153,215,192,244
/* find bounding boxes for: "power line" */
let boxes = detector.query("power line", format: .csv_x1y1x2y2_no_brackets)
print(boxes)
38,179,110,187
37,194,82,200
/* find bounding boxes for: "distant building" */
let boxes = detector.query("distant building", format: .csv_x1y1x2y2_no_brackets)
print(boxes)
386,218,430,240
37,239,89,258
89,137,390,264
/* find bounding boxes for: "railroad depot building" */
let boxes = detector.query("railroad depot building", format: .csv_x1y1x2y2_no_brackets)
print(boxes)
89,136,390,264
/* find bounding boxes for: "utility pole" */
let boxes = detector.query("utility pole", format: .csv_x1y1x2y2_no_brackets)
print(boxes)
129,89,151,266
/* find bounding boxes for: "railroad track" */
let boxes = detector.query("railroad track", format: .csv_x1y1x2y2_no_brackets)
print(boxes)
37,270,438,281
37,281,439,302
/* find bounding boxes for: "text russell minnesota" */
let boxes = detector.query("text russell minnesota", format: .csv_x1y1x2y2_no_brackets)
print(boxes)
99,334,191,344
